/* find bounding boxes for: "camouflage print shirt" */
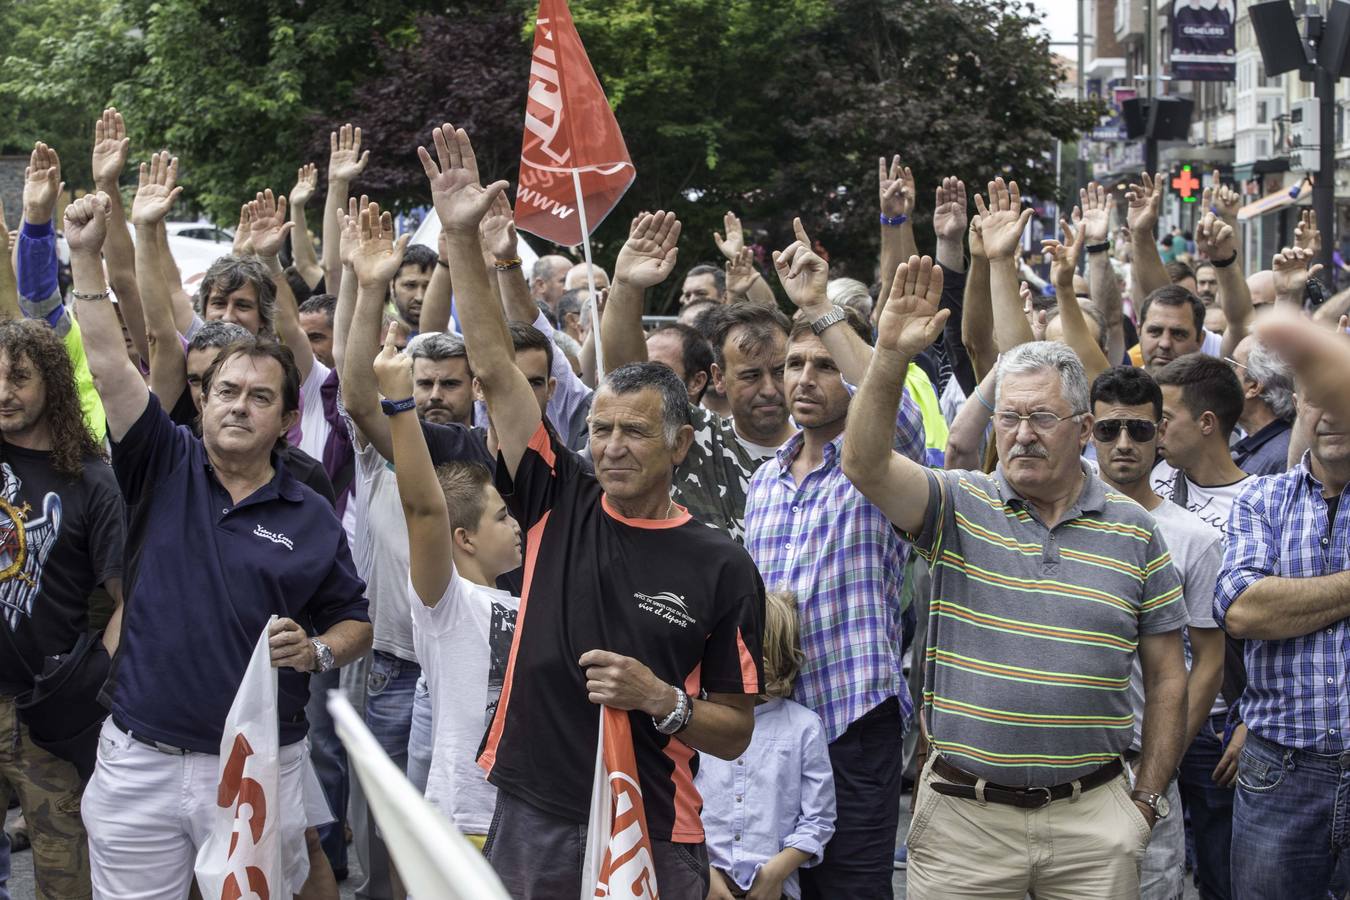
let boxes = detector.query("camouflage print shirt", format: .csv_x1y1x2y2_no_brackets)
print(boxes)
673,404,774,544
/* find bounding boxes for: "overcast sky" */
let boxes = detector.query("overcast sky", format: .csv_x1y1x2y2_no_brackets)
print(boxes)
1035,0,1082,49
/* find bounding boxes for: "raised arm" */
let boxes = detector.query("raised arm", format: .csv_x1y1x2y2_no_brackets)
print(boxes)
481,192,537,325
248,190,313,377
878,156,918,308
775,217,873,386
331,195,367,374
602,212,683,372
288,163,323,289
1254,309,1350,424
92,108,150,366
961,215,996,379
1126,172,1169,299
1195,210,1252,357
1043,219,1111,382
1077,182,1125,363
978,178,1036,355
153,215,198,335
842,256,949,534
421,123,536,475
0,207,16,320
130,152,190,404
945,366,996,470
323,124,369,295
1271,246,1322,310
67,194,149,438
340,201,409,461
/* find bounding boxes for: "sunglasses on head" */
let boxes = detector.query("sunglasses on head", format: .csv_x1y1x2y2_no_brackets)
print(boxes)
1092,418,1158,443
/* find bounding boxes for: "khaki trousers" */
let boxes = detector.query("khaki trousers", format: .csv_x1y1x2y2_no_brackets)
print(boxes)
905,755,1150,899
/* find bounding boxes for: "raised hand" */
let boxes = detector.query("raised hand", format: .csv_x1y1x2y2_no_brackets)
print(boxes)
614,211,681,289
969,215,987,260
1295,209,1322,256
1041,218,1084,290
1125,171,1164,235
713,210,745,260
233,204,255,257
1077,181,1110,244
92,108,131,187
1195,210,1236,262
772,218,830,311
1202,169,1242,227
23,142,63,225
350,201,411,289
479,191,519,260
1271,245,1323,301
372,320,415,402
290,163,319,207
419,123,509,234
328,123,369,184
974,177,1033,260
130,151,183,227
879,156,915,219
725,246,759,298
339,195,371,268
63,192,112,255
877,255,949,358
247,189,293,259
933,177,968,242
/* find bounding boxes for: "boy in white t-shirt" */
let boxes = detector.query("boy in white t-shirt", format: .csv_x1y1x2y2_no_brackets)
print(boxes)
374,323,523,846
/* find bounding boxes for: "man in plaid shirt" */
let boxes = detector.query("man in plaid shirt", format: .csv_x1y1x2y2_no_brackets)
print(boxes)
1216,356,1350,898
744,220,925,899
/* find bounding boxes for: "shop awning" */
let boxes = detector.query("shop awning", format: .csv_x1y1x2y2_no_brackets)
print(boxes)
1237,180,1311,221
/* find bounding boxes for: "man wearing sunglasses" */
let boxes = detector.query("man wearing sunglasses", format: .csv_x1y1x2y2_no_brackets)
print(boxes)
1090,366,1227,900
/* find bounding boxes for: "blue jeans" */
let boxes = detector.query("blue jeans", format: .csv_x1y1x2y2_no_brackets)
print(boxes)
1231,731,1350,900
1177,713,1232,900
406,675,433,795
306,667,349,875
354,651,420,899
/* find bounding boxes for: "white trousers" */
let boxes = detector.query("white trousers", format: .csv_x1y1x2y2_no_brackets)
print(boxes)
82,718,322,900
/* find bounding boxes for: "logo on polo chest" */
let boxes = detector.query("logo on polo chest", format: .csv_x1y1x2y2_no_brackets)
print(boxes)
252,524,294,550
633,591,694,629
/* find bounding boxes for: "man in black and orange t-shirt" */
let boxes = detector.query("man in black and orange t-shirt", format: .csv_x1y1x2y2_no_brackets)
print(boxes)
423,123,763,899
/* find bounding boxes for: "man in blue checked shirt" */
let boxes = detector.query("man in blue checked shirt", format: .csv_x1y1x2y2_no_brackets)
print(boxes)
1217,356,1350,898
744,219,925,899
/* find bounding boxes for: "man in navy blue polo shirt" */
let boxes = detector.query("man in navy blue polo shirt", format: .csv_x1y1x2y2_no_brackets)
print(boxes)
63,192,371,899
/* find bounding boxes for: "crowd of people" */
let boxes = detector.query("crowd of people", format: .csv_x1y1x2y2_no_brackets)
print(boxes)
0,102,1346,900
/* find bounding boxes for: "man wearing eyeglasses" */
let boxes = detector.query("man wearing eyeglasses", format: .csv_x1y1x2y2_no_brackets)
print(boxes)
843,274,1190,899
1090,366,1226,900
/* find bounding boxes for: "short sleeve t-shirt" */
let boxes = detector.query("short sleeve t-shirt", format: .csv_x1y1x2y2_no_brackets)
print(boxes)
1150,460,1252,539
0,447,124,691
479,422,765,841
911,466,1187,786
410,572,518,833
1128,501,1224,749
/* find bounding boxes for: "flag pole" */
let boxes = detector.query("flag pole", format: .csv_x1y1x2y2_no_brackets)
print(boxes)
571,168,605,378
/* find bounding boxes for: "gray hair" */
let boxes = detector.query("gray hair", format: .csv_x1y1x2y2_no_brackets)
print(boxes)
408,331,467,363
1046,299,1110,356
1245,340,1296,423
995,341,1090,414
597,362,692,447
195,254,277,337
826,277,874,322
186,319,252,353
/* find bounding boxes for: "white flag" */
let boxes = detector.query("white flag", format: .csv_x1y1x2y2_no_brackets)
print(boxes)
583,707,660,900
327,691,512,899
194,617,286,899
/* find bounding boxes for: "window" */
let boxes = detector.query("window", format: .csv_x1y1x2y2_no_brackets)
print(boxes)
1258,100,1268,124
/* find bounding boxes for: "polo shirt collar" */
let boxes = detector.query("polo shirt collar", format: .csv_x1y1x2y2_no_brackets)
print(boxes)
993,459,1105,517
202,446,304,505
1233,418,1291,455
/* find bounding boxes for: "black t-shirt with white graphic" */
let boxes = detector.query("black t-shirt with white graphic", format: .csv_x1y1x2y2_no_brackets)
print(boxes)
479,422,765,842
0,446,125,691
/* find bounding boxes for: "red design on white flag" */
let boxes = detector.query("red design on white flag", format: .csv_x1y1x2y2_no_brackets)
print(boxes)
583,707,659,900
195,619,285,900
515,0,635,246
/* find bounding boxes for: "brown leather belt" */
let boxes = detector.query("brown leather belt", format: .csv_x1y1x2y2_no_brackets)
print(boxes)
928,756,1123,809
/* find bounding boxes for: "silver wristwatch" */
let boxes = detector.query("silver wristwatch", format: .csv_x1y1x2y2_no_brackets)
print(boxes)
809,306,849,336
310,638,335,673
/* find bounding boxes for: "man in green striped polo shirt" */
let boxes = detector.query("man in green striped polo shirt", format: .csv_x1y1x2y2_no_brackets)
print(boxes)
842,258,1190,899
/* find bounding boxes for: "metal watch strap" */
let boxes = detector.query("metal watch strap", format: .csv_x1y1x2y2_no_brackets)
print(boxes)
653,686,689,735
310,638,334,673
810,306,849,336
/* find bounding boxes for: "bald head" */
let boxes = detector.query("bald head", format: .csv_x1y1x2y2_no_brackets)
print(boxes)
565,262,610,292
1248,270,1276,310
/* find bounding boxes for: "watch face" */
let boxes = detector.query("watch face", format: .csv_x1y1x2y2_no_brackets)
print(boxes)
1154,794,1170,818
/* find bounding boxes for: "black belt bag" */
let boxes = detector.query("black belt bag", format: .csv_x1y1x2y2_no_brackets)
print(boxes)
7,630,110,782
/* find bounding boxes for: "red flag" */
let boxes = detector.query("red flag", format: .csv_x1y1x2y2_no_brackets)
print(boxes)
583,707,659,900
515,0,635,246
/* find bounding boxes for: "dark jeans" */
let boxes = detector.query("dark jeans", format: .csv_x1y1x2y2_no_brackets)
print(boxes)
1177,713,1232,900
1230,731,1350,900
484,788,709,900
801,696,903,900
305,667,348,875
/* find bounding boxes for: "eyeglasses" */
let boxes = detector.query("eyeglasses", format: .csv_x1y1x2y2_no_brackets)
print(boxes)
992,410,1085,432
1223,356,1248,373
1092,418,1159,443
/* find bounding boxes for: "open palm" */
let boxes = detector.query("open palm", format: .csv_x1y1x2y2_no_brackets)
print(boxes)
420,124,507,233
351,203,410,287
615,211,681,288
328,123,369,183
92,108,130,185
878,255,948,358
248,190,292,258
131,152,182,227
480,192,518,260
